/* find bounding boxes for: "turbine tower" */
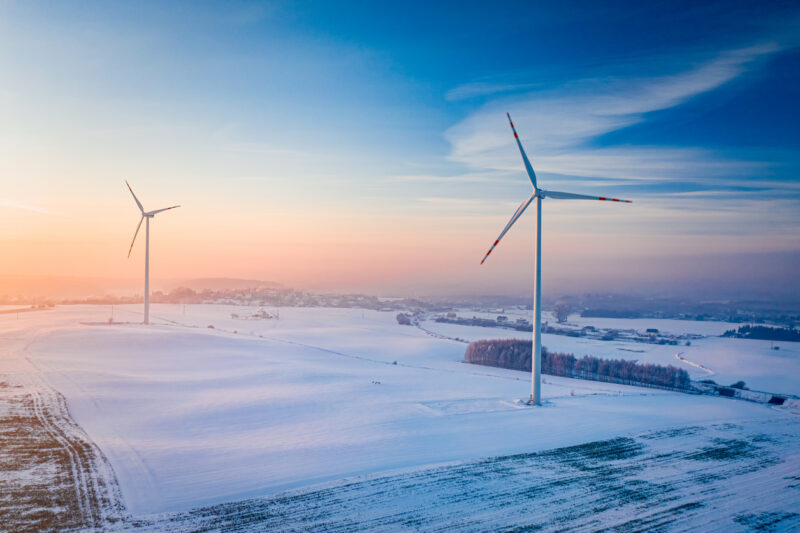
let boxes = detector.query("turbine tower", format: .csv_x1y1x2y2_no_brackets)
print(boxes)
125,181,180,325
481,114,631,406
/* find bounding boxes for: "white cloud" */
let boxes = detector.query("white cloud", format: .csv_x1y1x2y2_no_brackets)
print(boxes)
0,198,53,215
445,81,540,101
415,196,519,212
390,172,518,184
445,43,781,187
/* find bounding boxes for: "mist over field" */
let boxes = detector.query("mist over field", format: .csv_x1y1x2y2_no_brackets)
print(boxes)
2,248,799,304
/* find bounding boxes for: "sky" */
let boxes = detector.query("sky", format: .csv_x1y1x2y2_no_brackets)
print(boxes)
1,0,799,301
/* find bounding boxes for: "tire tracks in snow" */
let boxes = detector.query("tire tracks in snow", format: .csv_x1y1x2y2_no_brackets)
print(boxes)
147,312,533,384
0,328,126,531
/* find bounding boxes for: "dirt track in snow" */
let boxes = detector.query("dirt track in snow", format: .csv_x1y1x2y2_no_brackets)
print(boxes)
3,367,798,532
0,374,125,532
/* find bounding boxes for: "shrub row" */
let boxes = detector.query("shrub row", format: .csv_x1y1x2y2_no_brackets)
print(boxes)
465,339,691,390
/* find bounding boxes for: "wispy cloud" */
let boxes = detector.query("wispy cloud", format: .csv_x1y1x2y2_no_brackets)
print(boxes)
415,196,518,211
445,81,540,102
0,199,53,215
445,43,781,189
224,142,312,159
390,172,518,184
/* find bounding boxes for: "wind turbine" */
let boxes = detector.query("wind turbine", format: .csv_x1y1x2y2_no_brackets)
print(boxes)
480,114,631,406
125,181,180,325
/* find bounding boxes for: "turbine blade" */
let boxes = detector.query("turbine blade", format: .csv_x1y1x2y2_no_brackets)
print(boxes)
543,190,632,203
480,193,536,265
128,216,144,258
148,205,181,216
125,181,145,213
507,113,537,189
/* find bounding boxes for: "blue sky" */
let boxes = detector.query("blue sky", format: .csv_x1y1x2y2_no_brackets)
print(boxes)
1,1,798,299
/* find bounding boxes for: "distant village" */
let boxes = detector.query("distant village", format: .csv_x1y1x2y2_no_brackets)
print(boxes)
34,286,442,313
3,283,797,332
432,312,700,345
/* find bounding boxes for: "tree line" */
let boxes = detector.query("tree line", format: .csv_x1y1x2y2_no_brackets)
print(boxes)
464,339,691,390
722,324,800,342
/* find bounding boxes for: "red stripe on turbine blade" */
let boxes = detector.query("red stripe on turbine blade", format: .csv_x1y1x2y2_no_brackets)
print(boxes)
514,132,518,138
612,198,619,202
599,197,606,201
494,240,499,246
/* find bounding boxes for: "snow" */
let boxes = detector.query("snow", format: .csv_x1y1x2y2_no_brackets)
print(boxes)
422,315,800,395
554,312,742,337
126,417,800,532
459,309,742,336
3,304,798,517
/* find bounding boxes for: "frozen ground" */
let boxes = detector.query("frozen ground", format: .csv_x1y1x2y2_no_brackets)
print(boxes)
455,308,743,337
0,319,123,531
123,420,800,532
423,312,800,395
1,304,798,530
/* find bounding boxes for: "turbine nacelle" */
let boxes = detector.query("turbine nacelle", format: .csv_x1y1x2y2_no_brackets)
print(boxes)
144,206,181,218
480,114,632,265
481,113,633,406
125,180,180,258
124,180,181,325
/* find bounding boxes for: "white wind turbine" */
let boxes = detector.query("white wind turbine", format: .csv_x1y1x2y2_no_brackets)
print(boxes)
125,181,180,325
480,114,632,406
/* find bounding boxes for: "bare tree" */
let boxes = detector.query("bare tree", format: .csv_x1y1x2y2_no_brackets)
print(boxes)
553,300,572,323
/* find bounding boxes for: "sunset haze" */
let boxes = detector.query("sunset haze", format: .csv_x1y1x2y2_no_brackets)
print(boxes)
2,1,798,300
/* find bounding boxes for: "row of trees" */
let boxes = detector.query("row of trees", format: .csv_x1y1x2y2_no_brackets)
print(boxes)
464,339,691,390
722,325,800,342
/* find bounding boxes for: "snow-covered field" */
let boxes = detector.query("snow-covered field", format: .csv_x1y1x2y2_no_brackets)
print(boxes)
1,304,798,530
125,419,800,532
423,312,800,395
